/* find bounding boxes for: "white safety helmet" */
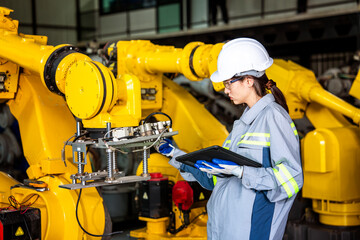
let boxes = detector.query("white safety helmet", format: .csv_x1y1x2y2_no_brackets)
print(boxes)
210,38,273,83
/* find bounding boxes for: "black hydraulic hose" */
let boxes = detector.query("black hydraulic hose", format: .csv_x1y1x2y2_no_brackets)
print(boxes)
76,189,123,237
140,111,173,127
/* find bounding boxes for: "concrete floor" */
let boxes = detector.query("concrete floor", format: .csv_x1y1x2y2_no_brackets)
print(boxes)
110,230,136,240
109,220,144,240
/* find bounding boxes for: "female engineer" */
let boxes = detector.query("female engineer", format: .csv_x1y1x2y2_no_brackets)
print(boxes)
155,38,303,240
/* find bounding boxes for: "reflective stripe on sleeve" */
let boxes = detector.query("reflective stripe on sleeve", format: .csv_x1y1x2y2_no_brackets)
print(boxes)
273,163,299,198
278,164,299,194
273,168,293,198
223,140,231,150
213,175,217,186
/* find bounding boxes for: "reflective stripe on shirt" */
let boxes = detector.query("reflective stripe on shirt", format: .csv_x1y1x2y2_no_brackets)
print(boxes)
237,132,270,147
291,122,298,136
272,163,299,198
213,175,217,186
223,140,231,150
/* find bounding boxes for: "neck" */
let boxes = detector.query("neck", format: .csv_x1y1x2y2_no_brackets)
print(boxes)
247,93,262,108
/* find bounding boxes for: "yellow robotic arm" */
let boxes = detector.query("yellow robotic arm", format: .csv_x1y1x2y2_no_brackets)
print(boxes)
0,7,113,240
0,7,227,240
267,61,360,226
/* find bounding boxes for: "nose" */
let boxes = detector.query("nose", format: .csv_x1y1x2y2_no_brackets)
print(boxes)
224,87,230,95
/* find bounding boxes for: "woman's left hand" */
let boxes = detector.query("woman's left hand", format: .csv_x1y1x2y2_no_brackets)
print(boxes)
195,160,225,175
212,158,244,178
195,159,243,178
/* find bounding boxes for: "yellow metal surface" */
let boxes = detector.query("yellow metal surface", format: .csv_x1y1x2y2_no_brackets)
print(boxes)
65,60,115,119
0,59,19,99
266,59,315,119
302,127,360,195
0,7,18,32
302,126,360,225
7,73,76,177
207,43,225,92
115,40,224,82
55,52,91,93
312,199,360,226
259,59,360,124
0,172,106,240
180,42,205,81
138,216,169,235
0,8,54,80
0,8,107,238
305,102,352,129
2,72,106,239
349,70,360,99
83,73,142,128
115,40,227,113
162,77,228,152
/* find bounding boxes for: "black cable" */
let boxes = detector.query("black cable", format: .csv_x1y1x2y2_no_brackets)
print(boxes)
167,209,187,234
22,215,33,240
140,111,173,127
76,189,123,237
170,223,186,234
21,194,39,206
167,210,206,234
72,132,89,143
190,211,206,224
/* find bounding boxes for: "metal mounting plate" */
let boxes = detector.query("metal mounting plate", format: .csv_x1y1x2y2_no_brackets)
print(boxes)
69,131,178,149
59,175,151,190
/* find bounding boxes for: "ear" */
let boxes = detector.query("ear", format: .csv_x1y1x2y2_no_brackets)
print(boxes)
245,77,254,87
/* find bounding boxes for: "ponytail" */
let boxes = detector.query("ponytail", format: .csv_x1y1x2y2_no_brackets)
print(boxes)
252,74,289,113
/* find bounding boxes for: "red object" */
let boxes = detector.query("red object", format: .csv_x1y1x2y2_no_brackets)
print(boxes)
172,181,193,211
148,172,168,181
0,221,3,240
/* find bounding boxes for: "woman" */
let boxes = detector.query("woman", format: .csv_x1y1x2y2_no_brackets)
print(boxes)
156,38,303,240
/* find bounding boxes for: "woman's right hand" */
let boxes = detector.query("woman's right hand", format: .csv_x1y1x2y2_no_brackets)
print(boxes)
155,138,175,157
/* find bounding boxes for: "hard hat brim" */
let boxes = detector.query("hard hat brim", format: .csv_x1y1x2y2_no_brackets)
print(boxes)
210,70,227,83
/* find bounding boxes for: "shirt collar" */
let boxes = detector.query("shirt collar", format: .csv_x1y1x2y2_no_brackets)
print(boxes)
240,94,275,125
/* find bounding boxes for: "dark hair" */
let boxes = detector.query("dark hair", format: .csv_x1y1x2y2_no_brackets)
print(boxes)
248,74,289,113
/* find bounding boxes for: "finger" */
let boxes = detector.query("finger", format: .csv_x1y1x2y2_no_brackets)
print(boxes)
199,167,213,174
196,160,208,165
203,161,223,169
212,158,238,165
195,163,210,169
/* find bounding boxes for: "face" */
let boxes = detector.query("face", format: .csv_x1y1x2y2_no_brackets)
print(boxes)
223,76,253,105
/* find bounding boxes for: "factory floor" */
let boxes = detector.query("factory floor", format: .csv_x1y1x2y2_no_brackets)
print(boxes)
109,219,144,240
111,230,136,240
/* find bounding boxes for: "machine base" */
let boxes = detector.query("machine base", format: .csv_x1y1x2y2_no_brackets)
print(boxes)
285,220,360,240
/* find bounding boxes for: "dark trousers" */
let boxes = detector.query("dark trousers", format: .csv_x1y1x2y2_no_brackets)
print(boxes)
209,0,229,25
